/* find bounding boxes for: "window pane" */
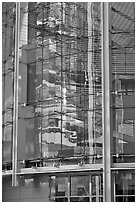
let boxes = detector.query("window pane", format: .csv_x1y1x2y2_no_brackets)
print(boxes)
111,2,135,163
70,197,89,202
2,2,16,168
91,175,103,196
50,175,68,200
92,196,103,202
70,175,89,196
17,2,103,167
114,171,135,201
55,197,68,202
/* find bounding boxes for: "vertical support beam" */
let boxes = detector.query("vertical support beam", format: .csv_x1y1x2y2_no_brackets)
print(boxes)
60,2,63,156
68,175,70,202
87,2,94,161
89,173,92,202
96,175,99,201
101,2,112,202
112,172,116,202
12,2,20,186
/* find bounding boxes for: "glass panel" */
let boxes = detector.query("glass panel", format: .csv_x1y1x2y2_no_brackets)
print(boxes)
116,196,135,202
29,2,102,166
55,197,68,202
111,2,135,163
3,2,103,168
24,175,34,187
50,175,68,201
49,173,103,202
91,197,103,202
16,174,49,188
91,174,103,196
70,175,89,197
2,2,16,168
114,171,135,202
70,197,89,202
2,175,12,189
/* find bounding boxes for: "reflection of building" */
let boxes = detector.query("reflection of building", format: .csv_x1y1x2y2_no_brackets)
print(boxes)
2,2,135,202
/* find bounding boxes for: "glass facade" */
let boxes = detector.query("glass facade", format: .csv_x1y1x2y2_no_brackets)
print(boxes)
49,173,103,202
2,2,135,202
2,170,135,202
2,2,104,168
111,3,135,163
114,171,135,202
2,2,16,166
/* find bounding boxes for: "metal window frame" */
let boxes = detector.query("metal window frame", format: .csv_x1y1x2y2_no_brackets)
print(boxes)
101,2,112,202
49,170,103,202
12,2,20,187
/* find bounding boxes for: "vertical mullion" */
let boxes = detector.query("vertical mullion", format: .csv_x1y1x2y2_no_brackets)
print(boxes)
113,173,116,202
68,174,70,202
12,2,20,186
60,2,63,157
12,3,16,168
101,2,112,202
2,4,7,161
96,175,99,201
87,2,94,163
89,173,92,202
40,5,44,159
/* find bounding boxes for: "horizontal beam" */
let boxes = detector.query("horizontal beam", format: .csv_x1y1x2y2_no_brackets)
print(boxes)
3,163,135,177
112,162,135,169
3,163,103,176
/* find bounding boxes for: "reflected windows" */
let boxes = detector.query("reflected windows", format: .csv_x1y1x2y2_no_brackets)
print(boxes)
114,171,135,202
112,76,135,163
50,175,68,202
49,172,103,202
70,175,90,202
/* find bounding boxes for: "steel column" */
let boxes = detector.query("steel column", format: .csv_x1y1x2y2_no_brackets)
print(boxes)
68,175,70,202
12,2,20,186
89,173,92,202
101,2,112,202
87,2,94,161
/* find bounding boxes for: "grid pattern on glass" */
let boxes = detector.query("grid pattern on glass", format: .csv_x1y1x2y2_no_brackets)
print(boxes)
115,196,135,202
50,175,68,201
2,1,135,173
2,2,103,169
19,2,103,167
111,2,135,163
49,173,103,202
114,171,135,202
2,2,16,167
70,175,89,197
91,174,103,197
70,175,90,202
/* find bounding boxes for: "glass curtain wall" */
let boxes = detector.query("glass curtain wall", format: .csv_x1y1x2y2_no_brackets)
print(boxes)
2,2,135,202
2,2,103,169
113,170,135,202
49,173,103,202
34,2,102,166
110,2,135,163
4,2,102,168
2,3,16,170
